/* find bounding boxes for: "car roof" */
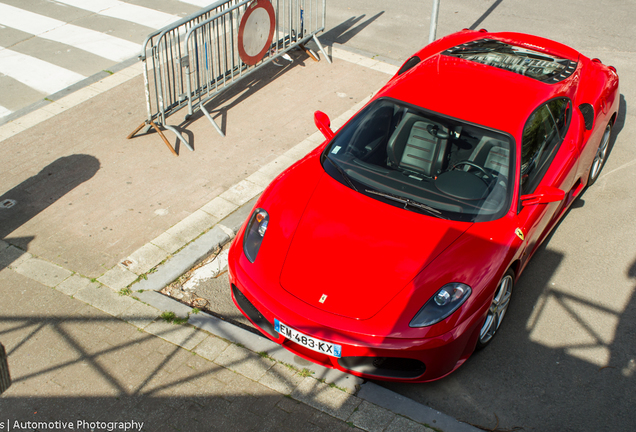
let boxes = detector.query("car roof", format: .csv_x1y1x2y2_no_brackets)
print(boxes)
379,33,580,138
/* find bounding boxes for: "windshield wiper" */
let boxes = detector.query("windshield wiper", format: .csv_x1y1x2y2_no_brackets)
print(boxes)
365,189,447,219
325,156,358,192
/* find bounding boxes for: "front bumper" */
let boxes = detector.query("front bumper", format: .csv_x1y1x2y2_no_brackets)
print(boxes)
228,255,484,382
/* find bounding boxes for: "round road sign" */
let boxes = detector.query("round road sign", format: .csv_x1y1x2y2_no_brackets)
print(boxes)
238,0,276,66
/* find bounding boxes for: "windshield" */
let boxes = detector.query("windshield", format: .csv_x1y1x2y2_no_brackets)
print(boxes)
321,99,514,222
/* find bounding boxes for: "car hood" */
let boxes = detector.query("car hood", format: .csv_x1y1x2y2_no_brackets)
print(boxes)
279,175,470,320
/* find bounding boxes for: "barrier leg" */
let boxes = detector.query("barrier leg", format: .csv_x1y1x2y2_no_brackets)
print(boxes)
127,121,151,139
299,43,319,62
149,121,178,156
163,125,194,152
200,104,226,137
313,34,332,64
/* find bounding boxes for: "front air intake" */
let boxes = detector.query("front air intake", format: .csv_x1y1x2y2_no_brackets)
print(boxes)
232,285,277,338
338,356,426,379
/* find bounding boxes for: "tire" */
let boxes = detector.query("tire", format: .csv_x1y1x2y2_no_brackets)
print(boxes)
587,122,612,186
476,269,514,350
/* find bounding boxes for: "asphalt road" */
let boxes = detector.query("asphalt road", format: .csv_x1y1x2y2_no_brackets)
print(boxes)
189,1,636,431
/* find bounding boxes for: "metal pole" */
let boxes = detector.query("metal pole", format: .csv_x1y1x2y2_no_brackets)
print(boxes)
0,343,11,395
428,0,440,44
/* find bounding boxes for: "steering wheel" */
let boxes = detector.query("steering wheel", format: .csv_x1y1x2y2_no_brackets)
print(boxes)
451,160,493,182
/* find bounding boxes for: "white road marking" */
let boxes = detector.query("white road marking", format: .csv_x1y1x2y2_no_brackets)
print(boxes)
53,0,182,30
0,48,85,94
599,158,636,180
0,4,140,62
0,105,12,119
176,0,216,7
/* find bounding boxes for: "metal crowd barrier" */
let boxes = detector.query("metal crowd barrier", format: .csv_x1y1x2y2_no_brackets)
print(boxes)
129,0,329,155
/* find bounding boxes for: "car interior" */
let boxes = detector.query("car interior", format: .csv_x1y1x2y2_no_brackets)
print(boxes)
324,100,513,220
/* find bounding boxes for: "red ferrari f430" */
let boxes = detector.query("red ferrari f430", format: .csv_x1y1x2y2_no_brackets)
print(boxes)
228,30,620,382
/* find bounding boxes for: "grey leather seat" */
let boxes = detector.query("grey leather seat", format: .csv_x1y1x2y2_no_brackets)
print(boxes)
387,113,449,177
484,145,510,177
468,138,510,178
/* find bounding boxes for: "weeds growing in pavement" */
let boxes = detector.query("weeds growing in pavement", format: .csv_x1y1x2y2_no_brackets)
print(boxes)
161,311,189,325
299,368,313,378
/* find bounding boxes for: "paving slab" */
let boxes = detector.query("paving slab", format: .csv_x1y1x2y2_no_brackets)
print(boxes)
137,290,193,318
12,257,71,287
200,196,239,220
348,400,397,432
258,363,306,395
219,180,265,207
121,242,169,275
165,209,220,245
193,335,231,362
55,274,95,296
73,283,137,317
291,377,362,421
118,300,162,329
149,231,185,255
97,265,139,290
143,319,208,350
214,343,276,382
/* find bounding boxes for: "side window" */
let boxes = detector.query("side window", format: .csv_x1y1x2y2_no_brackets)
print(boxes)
547,98,571,138
520,104,561,194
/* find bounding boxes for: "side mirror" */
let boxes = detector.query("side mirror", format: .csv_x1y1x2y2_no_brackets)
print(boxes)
314,111,334,140
520,186,565,206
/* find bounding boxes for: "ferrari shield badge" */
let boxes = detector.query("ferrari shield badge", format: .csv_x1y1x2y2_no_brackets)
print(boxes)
319,294,327,303
515,228,525,241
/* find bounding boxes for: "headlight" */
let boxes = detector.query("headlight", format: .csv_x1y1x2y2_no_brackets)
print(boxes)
243,208,269,263
409,283,472,327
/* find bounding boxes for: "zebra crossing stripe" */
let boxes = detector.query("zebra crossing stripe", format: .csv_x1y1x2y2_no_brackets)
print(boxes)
53,0,182,30
176,0,216,7
0,48,85,95
0,4,141,62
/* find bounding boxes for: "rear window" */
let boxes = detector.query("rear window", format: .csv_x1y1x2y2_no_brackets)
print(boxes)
442,39,577,83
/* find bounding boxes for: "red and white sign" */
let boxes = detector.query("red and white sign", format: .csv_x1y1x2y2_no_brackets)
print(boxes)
238,0,275,66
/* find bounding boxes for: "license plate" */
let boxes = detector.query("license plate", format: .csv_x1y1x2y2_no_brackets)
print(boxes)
274,319,341,358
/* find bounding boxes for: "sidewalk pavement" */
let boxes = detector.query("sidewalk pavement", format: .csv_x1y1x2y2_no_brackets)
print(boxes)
0,43,480,432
